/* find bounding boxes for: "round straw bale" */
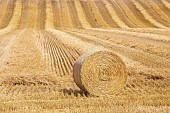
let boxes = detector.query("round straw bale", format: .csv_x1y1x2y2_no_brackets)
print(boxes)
73,50,127,96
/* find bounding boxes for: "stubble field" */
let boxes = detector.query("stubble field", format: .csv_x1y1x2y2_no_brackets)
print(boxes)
0,0,170,112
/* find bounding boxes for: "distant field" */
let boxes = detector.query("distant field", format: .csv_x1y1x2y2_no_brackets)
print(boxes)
0,0,170,112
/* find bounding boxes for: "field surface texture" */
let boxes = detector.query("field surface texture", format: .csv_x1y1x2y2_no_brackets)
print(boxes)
0,0,170,112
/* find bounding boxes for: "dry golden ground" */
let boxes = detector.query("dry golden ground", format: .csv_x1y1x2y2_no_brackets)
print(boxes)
0,0,170,112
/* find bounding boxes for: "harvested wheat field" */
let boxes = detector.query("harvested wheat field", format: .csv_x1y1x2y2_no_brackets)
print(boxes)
0,0,170,112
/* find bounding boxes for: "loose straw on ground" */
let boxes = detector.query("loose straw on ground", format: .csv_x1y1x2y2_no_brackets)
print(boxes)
73,50,127,96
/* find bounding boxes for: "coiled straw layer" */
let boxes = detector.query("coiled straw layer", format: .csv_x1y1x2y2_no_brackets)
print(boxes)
73,50,127,96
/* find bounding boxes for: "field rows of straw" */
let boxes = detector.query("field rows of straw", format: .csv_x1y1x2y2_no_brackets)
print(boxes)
0,0,170,112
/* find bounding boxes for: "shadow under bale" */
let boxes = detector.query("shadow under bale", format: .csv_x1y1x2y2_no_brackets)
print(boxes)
59,88,89,97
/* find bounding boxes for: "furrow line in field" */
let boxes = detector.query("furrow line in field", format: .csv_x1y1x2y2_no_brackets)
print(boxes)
35,31,51,73
47,38,62,75
0,0,16,29
0,0,8,20
42,34,53,72
103,0,129,28
45,0,55,29
94,0,119,28
58,44,70,75
121,28,170,36
54,40,68,76
56,43,68,76
79,0,99,28
39,31,80,76
51,0,62,29
18,0,29,29
67,0,82,29
27,0,37,29
6,0,22,30
156,0,170,17
49,38,58,74
131,0,167,28
62,45,77,70
51,40,62,76
40,33,55,74
88,0,110,28
144,0,170,25
49,36,67,75
43,32,55,73
76,28,170,46
121,0,156,28
135,0,170,27
36,32,45,64
35,0,46,30
92,28,170,42
62,44,76,66
113,0,145,27
56,37,79,75
74,0,91,28
36,32,45,61
58,45,72,73
60,0,72,28
107,0,136,28
53,42,65,76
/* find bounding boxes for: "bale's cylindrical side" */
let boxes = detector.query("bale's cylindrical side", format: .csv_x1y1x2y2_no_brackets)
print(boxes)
73,50,127,96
